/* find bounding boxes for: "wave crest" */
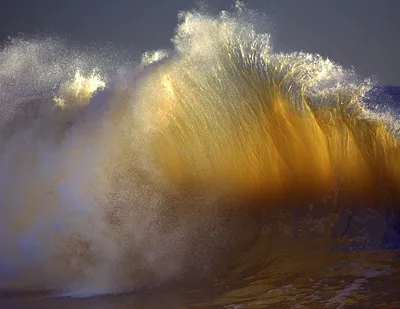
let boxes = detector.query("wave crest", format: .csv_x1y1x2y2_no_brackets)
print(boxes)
134,7,400,205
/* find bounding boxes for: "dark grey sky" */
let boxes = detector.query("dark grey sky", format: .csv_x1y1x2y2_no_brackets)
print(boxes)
0,0,399,85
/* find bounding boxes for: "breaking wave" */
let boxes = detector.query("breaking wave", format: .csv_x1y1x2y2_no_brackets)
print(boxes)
0,3,399,297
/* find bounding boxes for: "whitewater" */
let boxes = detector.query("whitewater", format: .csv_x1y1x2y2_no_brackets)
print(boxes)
1,3,399,307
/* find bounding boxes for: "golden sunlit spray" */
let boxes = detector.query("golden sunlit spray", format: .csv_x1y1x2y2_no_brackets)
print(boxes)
133,9,400,207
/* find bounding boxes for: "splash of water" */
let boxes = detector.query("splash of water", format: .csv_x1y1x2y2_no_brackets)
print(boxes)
133,7,400,207
0,3,399,297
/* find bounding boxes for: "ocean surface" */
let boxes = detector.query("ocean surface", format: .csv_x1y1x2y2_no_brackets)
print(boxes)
1,4,399,308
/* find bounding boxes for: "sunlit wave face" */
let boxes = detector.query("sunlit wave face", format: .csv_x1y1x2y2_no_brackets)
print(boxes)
133,9,400,206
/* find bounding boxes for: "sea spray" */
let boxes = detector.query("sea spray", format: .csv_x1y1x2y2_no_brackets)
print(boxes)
0,3,399,297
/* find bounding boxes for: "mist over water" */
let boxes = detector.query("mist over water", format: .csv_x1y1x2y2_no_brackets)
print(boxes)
0,2,399,304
